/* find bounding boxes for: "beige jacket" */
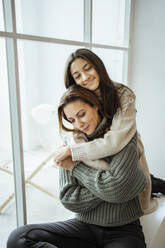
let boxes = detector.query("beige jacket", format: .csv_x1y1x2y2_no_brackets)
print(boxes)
70,83,157,214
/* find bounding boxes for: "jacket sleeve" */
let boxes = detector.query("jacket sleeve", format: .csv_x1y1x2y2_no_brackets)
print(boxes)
59,167,103,213
70,134,147,203
70,85,137,161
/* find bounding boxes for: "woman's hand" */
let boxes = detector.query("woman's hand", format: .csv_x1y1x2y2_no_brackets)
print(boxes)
54,145,71,163
55,156,76,170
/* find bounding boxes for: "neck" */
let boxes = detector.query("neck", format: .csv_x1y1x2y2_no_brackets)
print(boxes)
86,117,109,140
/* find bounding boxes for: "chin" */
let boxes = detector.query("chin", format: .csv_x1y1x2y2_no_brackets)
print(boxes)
89,85,97,91
86,130,94,135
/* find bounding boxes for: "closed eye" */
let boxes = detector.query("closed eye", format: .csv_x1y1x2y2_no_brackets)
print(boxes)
78,112,85,118
73,73,80,80
85,65,92,71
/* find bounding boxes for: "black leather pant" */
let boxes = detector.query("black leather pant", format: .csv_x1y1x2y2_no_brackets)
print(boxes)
7,218,146,248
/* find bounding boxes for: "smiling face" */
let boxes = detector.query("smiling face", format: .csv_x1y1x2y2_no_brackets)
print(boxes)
70,58,100,91
63,99,101,135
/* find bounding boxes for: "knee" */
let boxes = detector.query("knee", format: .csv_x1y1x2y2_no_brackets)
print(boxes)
7,225,34,248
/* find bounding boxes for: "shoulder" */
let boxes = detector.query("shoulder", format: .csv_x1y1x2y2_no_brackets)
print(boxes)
120,133,138,162
110,133,138,172
114,82,136,99
120,132,137,151
114,82,136,107
127,132,138,148
114,132,137,159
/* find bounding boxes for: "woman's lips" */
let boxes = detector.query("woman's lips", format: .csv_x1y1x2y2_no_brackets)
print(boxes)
88,78,95,84
82,125,90,133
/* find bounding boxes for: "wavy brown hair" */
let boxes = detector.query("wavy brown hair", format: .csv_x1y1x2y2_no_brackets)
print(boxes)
64,48,121,124
58,85,102,132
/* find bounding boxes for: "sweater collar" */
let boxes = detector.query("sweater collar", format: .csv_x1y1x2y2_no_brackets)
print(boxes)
86,117,108,140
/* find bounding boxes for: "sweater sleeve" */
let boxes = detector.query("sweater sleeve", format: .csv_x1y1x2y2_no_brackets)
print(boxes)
70,85,137,161
71,131,109,170
59,167,103,213
70,134,147,203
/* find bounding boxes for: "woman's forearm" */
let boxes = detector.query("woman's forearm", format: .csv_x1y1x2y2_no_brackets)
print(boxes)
59,168,103,213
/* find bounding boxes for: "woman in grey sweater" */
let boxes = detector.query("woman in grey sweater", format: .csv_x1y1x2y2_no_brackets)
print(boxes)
7,85,147,248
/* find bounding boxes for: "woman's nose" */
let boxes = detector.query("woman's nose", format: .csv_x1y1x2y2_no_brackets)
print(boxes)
76,119,84,129
81,72,88,82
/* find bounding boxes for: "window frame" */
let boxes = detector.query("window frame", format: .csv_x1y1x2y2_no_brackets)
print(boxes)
0,0,133,226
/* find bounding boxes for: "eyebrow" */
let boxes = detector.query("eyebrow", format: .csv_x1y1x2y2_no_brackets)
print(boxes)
66,109,85,120
72,71,79,76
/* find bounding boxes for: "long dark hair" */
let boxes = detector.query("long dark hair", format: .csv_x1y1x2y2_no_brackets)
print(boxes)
58,85,102,132
64,48,121,124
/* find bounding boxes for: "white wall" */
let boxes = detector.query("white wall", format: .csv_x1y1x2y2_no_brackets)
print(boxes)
130,0,165,178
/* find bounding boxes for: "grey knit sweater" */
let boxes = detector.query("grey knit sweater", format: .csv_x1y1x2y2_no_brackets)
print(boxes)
59,119,147,227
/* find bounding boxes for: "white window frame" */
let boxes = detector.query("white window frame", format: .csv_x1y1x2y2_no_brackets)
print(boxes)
0,0,133,226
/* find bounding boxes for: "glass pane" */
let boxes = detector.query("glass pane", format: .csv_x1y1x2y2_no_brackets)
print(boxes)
93,0,127,46
17,40,81,223
0,0,4,31
92,48,126,84
15,0,84,41
0,0,13,32
0,38,16,247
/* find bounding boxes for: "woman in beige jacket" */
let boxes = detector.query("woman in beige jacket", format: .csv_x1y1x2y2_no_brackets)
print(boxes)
54,48,165,214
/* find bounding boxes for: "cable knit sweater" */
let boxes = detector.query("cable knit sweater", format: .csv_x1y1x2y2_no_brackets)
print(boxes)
59,118,147,226
68,83,157,214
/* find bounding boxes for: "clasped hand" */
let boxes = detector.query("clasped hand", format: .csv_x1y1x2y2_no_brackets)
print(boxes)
54,145,75,170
